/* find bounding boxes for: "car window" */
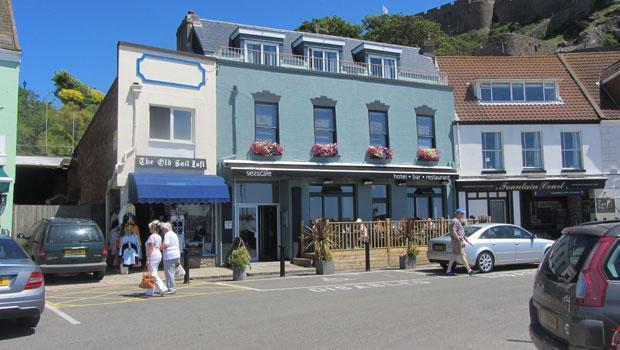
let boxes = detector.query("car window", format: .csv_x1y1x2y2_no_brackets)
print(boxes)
464,226,479,237
542,234,598,283
604,241,620,280
0,239,29,259
46,225,103,244
480,228,496,239
511,227,531,239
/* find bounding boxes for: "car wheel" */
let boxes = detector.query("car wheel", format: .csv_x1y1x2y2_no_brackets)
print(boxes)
476,252,495,273
93,271,105,281
16,315,40,328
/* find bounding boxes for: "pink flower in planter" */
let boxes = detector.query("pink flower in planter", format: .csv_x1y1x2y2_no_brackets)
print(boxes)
311,143,338,157
250,141,284,156
368,145,393,160
417,148,440,161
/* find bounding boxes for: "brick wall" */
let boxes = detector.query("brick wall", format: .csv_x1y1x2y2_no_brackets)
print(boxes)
68,80,118,204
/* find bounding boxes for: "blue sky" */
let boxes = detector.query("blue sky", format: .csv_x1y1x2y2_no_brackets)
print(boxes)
13,0,451,100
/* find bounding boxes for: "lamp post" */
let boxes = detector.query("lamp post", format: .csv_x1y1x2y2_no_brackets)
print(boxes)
44,92,53,155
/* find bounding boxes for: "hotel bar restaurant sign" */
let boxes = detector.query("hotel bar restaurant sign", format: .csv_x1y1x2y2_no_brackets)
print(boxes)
136,155,206,170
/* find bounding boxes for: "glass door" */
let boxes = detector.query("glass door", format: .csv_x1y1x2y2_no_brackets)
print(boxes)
236,205,259,262
489,199,507,223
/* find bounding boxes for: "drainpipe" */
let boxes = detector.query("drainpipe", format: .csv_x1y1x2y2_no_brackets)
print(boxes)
130,82,142,147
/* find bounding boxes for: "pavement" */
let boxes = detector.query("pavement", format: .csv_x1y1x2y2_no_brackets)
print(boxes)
0,264,539,350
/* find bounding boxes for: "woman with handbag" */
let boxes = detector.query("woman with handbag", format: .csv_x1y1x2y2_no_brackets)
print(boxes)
143,220,168,297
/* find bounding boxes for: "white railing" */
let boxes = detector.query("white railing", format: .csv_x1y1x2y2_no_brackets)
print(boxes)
215,47,448,85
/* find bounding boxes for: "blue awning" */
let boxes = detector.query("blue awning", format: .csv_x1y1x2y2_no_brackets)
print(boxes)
128,173,230,204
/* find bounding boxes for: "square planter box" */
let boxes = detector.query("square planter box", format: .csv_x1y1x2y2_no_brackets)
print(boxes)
316,260,335,275
399,255,417,269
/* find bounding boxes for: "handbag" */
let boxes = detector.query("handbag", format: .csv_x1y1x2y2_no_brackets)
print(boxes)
175,264,186,278
139,271,156,289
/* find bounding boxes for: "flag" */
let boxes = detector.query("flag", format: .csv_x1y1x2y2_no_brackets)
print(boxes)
382,5,389,14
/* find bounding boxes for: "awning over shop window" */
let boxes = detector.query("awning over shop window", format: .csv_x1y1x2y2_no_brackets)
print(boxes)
0,167,12,193
128,173,230,204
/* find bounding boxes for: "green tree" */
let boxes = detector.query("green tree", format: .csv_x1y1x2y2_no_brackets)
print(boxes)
296,16,362,38
17,88,47,155
52,70,104,108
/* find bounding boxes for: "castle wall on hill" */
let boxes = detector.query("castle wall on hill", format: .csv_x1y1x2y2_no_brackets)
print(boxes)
421,0,495,36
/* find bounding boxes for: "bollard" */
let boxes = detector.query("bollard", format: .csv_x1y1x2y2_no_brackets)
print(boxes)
365,241,370,271
183,248,190,284
279,245,285,277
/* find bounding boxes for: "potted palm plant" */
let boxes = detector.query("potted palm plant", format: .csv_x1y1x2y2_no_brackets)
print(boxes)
305,218,336,275
398,218,419,269
228,240,251,281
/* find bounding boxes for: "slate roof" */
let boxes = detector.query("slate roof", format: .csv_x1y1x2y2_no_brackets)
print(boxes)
435,55,599,123
559,50,620,120
190,18,438,75
0,0,19,51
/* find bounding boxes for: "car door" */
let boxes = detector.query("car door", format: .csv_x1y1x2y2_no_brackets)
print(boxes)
480,226,516,264
511,226,538,263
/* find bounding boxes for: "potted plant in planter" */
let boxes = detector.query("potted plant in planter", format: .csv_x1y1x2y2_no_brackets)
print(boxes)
417,148,440,162
311,143,338,157
368,145,393,160
304,218,335,275
398,218,419,269
250,140,283,156
228,241,251,281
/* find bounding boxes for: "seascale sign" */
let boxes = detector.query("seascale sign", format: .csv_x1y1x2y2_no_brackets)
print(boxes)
136,155,206,170
457,179,606,192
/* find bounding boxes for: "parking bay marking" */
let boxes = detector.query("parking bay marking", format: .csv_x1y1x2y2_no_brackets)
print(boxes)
45,303,81,325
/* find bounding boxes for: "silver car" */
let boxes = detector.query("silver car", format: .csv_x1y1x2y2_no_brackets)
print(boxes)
0,236,45,327
427,223,555,273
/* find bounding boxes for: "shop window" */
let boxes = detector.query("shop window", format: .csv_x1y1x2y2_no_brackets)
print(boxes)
561,132,582,169
235,183,279,204
309,185,355,221
369,111,389,147
255,103,279,142
482,132,503,170
149,106,193,142
416,115,435,148
372,185,390,220
406,187,444,219
175,205,217,255
314,107,337,144
521,132,543,169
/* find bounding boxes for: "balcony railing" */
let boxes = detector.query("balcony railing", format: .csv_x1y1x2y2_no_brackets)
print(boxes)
215,47,448,85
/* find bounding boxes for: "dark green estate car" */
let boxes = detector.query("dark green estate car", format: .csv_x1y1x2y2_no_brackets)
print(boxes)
18,218,107,280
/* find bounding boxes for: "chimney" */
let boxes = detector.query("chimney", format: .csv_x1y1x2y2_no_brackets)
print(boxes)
177,10,202,53
422,33,436,58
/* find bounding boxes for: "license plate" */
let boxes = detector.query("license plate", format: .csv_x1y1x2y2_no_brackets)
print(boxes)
540,309,557,330
0,276,9,287
64,249,86,257
433,244,446,251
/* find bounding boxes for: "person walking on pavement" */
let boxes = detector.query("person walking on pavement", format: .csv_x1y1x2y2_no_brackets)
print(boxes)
144,220,168,297
160,222,181,294
446,209,477,276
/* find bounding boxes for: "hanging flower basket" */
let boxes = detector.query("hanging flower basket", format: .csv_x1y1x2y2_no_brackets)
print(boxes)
250,141,283,156
311,143,338,157
417,148,440,161
368,145,393,160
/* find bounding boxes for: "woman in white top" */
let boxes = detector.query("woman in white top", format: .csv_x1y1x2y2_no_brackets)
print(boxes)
144,220,168,297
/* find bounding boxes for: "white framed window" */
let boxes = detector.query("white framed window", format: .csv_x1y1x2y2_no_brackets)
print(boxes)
482,132,503,170
478,81,559,103
149,106,193,142
309,48,339,73
521,132,543,169
244,41,279,66
561,132,583,170
368,55,397,79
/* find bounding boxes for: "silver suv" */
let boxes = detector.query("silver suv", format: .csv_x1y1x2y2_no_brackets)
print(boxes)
529,221,620,349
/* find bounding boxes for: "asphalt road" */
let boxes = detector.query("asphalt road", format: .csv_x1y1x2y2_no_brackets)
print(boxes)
0,265,538,350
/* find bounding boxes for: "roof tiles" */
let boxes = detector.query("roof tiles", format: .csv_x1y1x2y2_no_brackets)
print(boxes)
0,0,19,52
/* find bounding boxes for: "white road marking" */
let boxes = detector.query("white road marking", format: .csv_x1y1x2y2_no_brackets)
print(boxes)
211,282,262,291
321,277,354,282
45,304,81,325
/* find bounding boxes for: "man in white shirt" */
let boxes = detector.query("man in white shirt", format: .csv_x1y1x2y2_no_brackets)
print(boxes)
160,222,181,294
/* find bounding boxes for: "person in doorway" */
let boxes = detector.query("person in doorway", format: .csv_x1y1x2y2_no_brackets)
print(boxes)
107,215,120,268
144,220,167,297
160,222,180,294
446,209,476,276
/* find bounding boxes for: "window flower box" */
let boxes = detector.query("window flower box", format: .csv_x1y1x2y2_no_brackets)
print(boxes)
250,141,283,156
417,148,440,161
311,143,338,157
368,145,393,160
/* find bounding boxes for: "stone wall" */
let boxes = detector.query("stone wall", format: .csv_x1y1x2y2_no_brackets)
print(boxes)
68,80,118,205
421,0,495,36
475,33,557,56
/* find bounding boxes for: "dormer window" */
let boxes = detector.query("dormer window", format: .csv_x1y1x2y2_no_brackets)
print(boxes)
309,48,339,73
478,81,560,103
369,56,397,79
245,41,279,66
